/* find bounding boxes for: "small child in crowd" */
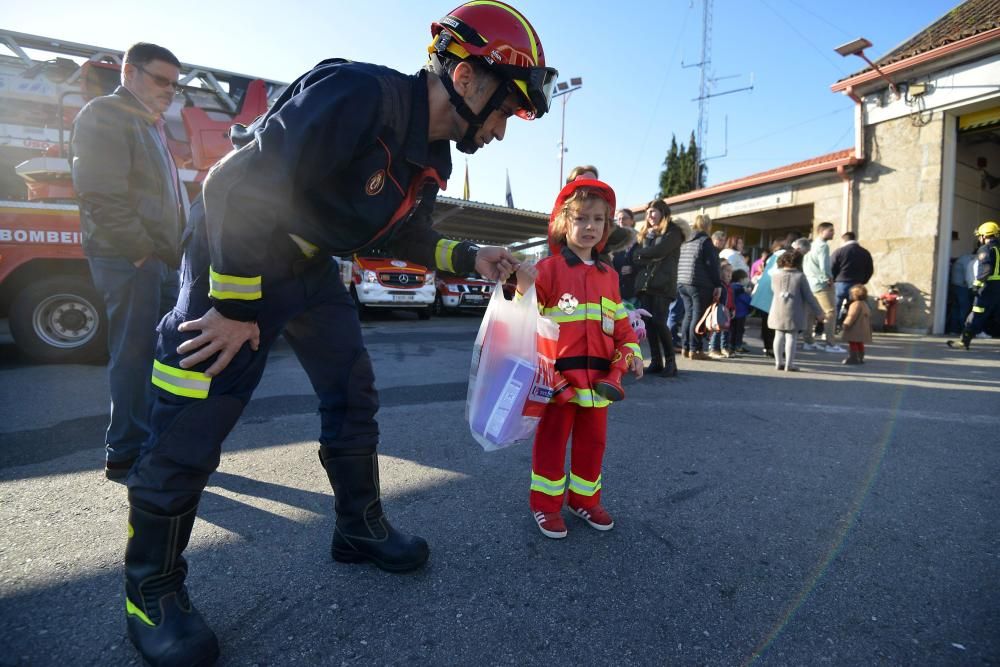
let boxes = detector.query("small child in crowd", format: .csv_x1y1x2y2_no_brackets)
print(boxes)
840,284,872,365
730,269,753,354
708,262,736,358
516,178,643,539
768,250,825,372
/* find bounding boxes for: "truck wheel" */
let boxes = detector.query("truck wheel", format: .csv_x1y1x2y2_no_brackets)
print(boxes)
10,276,108,363
418,305,432,321
432,295,447,317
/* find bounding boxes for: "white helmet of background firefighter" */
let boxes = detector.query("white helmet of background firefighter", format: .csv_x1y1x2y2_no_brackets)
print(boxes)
429,1,558,154
975,221,999,239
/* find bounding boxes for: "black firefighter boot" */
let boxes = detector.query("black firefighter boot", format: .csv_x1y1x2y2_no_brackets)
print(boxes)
125,504,219,667
319,446,429,572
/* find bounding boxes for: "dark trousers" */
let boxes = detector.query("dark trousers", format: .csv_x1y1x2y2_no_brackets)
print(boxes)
730,316,747,349
947,284,973,334
667,297,684,345
678,284,712,353
759,312,775,353
128,220,379,515
834,281,854,322
964,285,999,340
88,256,177,464
638,292,673,369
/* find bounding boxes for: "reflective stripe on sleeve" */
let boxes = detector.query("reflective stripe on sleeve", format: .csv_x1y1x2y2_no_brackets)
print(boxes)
568,387,611,408
568,472,602,497
625,342,643,360
530,472,567,496
209,268,262,301
151,360,211,399
435,239,460,274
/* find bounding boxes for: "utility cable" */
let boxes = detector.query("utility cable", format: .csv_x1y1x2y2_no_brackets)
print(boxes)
758,0,848,76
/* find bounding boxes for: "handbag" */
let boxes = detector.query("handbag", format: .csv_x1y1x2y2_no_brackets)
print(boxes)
695,296,730,335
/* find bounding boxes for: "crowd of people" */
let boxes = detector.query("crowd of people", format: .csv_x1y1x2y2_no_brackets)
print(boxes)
608,205,879,372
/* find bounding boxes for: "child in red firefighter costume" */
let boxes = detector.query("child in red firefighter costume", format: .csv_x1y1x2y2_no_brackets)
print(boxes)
516,179,644,539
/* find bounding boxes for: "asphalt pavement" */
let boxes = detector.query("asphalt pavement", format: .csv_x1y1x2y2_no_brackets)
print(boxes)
1,313,998,666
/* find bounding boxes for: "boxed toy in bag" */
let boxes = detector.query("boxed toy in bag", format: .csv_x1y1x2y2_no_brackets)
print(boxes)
467,283,558,450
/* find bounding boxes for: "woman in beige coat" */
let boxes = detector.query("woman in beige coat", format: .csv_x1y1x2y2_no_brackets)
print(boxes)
841,284,873,365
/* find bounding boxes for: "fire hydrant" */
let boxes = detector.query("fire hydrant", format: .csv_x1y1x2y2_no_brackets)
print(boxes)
878,284,901,333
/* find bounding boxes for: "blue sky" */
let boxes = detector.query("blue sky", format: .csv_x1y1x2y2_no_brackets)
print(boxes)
9,0,958,213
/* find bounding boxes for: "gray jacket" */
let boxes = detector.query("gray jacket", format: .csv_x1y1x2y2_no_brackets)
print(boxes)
767,269,824,331
71,87,185,267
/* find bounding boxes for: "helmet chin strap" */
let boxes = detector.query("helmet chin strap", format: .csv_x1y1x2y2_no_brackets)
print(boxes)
431,54,510,155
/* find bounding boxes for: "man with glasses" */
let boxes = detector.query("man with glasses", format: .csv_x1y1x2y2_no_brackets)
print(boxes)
71,42,185,482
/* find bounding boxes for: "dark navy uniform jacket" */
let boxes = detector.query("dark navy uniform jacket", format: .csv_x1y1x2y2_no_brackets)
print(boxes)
972,239,1000,295
201,59,480,321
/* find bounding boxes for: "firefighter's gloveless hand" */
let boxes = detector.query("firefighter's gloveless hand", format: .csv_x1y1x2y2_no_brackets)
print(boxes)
176,308,260,377
629,355,644,380
474,246,519,282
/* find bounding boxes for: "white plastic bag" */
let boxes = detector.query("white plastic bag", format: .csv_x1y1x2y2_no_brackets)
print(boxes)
467,283,558,451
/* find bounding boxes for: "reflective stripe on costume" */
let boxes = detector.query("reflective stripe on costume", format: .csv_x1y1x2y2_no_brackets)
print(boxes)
530,471,566,496
568,387,611,408
435,239,459,274
624,342,643,360
126,598,155,627
542,302,602,323
151,360,211,399
568,472,602,497
209,268,262,301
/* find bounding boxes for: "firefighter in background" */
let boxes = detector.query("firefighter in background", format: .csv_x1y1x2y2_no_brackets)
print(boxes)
515,179,643,540
121,3,558,665
948,221,1000,350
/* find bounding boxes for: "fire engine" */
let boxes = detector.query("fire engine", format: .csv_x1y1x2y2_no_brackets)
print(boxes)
0,29,286,362
336,249,436,320
434,273,493,315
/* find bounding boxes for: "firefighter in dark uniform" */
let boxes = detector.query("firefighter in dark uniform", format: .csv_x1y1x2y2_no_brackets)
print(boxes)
121,3,558,665
948,221,1000,350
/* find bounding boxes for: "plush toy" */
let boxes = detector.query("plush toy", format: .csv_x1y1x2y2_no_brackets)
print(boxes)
627,307,651,341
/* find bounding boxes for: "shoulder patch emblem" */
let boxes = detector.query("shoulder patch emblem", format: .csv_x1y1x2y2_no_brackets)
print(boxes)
557,293,579,315
365,170,385,196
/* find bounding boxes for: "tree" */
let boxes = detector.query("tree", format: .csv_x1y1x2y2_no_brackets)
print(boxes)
656,131,707,199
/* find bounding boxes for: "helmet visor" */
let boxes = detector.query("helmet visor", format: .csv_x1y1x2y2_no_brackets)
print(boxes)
497,65,558,120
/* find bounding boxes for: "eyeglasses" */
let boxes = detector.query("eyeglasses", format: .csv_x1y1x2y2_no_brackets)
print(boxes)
136,65,181,92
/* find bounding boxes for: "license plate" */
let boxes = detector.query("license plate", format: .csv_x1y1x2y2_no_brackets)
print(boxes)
393,294,415,302
464,295,483,303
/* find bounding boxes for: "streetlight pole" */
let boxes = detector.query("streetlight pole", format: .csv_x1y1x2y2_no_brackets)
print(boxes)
553,77,583,187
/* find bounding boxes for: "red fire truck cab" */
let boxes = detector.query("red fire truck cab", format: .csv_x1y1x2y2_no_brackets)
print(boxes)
434,274,494,315
336,251,436,320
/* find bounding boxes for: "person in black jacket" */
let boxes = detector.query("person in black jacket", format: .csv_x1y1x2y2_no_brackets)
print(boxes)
71,42,186,481
676,214,723,360
611,208,639,304
634,200,684,375
830,231,874,324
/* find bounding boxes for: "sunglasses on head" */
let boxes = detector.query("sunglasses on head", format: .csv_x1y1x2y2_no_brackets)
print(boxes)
136,65,181,92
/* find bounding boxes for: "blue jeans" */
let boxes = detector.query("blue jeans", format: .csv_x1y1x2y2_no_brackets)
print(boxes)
679,284,712,353
667,297,684,347
708,329,731,353
834,281,854,322
88,256,177,464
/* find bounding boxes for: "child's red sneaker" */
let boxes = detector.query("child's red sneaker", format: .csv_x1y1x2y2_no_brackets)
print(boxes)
533,510,568,539
568,504,615,531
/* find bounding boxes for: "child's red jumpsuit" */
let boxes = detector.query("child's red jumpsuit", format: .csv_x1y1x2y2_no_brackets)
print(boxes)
530,245,641,512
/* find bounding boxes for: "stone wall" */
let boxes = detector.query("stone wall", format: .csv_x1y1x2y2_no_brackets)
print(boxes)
854,114,945,332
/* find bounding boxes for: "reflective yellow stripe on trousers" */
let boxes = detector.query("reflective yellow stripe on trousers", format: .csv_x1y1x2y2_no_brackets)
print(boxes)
530,472,566,496
151,360,211,399
568,472,602,497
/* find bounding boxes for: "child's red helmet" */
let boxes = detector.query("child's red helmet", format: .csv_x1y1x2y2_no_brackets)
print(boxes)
547,178,617,256
430,1,557,120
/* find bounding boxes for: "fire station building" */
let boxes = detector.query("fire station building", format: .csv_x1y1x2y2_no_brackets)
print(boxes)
649,0,1000,333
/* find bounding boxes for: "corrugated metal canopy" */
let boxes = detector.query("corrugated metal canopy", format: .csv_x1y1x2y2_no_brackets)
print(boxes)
431,196,549,245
